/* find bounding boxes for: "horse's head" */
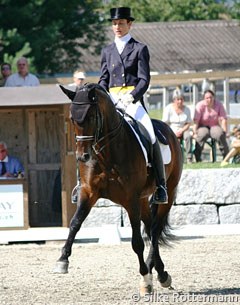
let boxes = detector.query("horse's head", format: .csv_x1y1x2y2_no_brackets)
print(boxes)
60,83,107,163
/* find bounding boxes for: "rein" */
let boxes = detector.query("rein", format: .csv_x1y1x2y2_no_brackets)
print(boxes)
92,111,124,155
72,89,125,157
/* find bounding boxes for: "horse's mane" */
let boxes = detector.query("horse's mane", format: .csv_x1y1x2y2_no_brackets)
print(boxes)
83,83,109,95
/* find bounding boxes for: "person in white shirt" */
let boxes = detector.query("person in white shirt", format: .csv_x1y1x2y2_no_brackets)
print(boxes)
162,88,193,162
68,70,86,91
5,57,40,87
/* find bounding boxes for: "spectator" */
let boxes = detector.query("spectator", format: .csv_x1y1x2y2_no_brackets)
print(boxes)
193,89,229,162
0,141,24,178
0,63,12,87
162,88,193,163
68,70,86,91
5,57,40,87
221,124,240,166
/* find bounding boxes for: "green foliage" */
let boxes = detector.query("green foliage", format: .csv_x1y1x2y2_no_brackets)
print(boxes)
102,0,236,22
0,0,106,74
0,0,238,74
229,0,240,19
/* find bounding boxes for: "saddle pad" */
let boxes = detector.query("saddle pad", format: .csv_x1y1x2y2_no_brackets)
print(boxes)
124,117,171,165
159,143,171,165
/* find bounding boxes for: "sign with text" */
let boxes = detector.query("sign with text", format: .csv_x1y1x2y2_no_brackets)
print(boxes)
0,184,24,228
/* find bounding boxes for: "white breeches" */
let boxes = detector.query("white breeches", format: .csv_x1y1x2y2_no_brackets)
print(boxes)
110,92,156,144
125,101,156,144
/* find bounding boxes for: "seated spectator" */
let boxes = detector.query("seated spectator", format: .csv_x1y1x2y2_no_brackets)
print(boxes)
68,70,86,91
4,57,40,87
193,89,229,162
162,88,193,163
0,62,12,87
0,141,24,178
221,124,240,166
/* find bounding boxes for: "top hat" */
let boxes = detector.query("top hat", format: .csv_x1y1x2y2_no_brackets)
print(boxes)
108,7,135,21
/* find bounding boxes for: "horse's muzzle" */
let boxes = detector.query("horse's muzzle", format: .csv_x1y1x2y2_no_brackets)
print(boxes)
77,153,90,163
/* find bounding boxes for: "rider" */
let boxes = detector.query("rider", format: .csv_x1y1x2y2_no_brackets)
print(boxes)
98,7,168,204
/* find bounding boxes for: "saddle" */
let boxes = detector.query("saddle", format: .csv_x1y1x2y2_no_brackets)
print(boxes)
126,116,169,162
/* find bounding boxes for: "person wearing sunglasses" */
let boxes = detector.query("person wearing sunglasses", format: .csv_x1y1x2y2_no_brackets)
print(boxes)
0,141,24,178
0,63,12,87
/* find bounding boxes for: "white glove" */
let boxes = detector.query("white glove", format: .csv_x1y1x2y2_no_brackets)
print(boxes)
121,93,134,108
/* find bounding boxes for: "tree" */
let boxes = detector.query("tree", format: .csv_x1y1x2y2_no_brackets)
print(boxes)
0,0,106,74
1,0,238,74
102,0,237,22
229,0,240,19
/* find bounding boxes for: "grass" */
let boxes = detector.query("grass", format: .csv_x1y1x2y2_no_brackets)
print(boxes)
149,108,163,120
183,162,240,170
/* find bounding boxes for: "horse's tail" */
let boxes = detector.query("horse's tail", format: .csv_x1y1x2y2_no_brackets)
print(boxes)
158,214,176,246
151,204,177,246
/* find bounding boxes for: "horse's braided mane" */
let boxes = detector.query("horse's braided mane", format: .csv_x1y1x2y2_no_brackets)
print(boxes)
83,83,108,95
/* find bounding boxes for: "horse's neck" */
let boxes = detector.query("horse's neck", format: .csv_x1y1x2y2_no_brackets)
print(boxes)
101,98,122,131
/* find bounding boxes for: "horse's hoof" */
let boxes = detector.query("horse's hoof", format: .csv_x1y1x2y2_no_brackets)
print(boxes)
140,285,153,297
139,274,153,296
53,261,69,274
160,273,172,288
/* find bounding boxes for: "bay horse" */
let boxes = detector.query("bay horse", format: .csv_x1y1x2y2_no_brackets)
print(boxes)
54,83,183,295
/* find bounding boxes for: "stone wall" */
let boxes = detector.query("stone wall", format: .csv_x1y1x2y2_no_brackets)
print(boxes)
170,168,240,225
82,168,240,227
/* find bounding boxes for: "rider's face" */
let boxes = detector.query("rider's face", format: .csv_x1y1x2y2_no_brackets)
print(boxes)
112,19,132,38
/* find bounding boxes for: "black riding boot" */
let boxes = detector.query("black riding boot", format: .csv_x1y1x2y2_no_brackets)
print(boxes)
152,141,168,204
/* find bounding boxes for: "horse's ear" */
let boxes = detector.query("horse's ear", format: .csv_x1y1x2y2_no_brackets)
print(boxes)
59,85,76,101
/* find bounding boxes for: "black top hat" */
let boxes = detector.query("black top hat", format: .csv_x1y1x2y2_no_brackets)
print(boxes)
108,7,135,21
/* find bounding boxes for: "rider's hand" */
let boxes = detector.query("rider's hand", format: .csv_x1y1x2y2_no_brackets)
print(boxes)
121,94,134,108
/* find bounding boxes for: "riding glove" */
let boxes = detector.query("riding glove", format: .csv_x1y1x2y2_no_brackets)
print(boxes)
121,93,134,108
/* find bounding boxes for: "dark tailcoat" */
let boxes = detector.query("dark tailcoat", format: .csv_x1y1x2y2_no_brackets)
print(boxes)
98,38,150,103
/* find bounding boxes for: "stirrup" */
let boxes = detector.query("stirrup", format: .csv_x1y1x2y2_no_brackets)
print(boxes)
153,186,168,204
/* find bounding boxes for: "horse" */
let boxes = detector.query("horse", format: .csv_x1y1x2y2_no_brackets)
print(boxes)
54,83,183,295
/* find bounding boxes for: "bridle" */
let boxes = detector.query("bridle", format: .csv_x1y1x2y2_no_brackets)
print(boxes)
72,86,125,158
73,97,101,144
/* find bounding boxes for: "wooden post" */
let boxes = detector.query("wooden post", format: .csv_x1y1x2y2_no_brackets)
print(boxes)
192,84,198,107
162,87,169,109
223,78,229,114
223,78,230,134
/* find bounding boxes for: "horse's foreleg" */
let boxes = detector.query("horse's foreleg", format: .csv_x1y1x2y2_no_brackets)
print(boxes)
128,209,153,296
141,209,155,276
145,244,155,274
53,200,92,274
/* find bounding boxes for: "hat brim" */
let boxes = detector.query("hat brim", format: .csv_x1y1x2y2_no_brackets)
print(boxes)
108,17,135,22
